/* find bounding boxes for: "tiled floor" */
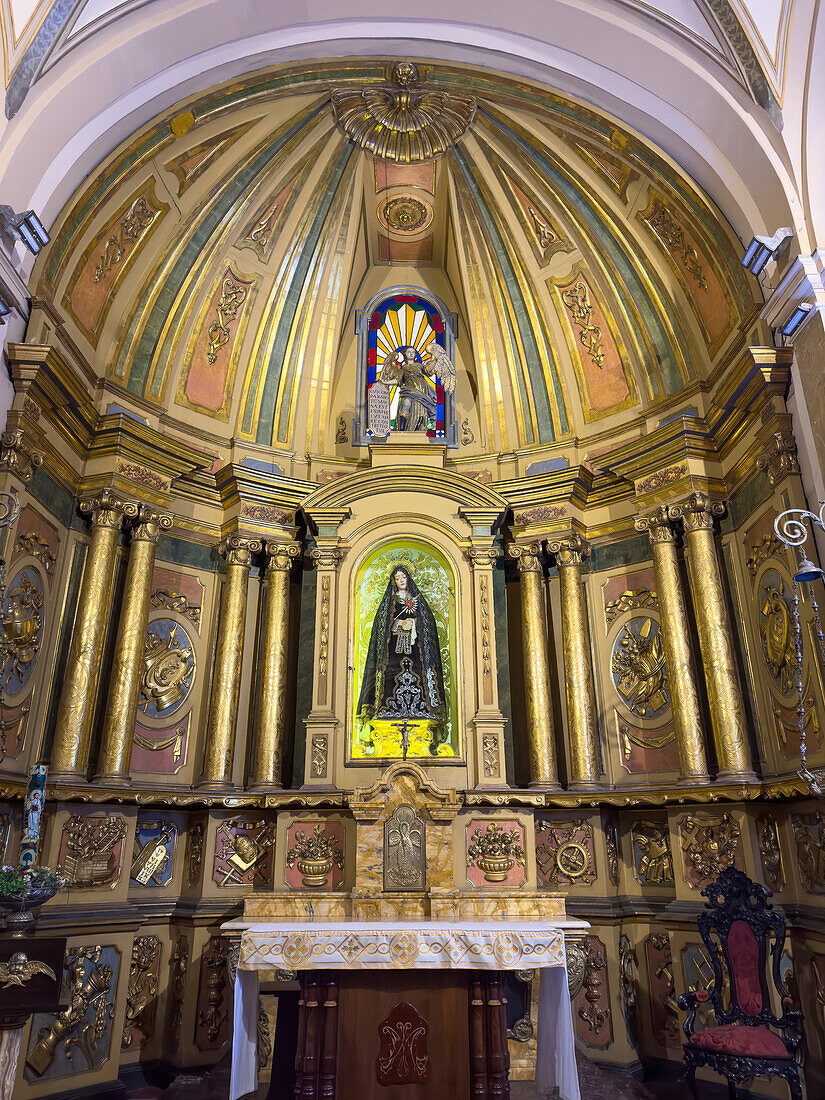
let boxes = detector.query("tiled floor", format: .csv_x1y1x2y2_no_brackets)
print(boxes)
125,1055,739,1100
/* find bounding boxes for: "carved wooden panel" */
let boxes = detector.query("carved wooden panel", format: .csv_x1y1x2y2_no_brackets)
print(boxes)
376,1002,431,1085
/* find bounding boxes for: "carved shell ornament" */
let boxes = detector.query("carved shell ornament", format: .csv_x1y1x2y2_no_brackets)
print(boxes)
331,62,476,162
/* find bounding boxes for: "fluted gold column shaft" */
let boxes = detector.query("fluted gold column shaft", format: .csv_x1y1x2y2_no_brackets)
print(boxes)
636,508,710,784
51,491,137,780
95,507,172,784
507,543,559,790
549,534,601,790
251,541,300,790
199,535,261,790
670,493,755,781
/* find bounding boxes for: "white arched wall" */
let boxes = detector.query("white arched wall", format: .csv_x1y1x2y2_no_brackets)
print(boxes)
0,1,811,287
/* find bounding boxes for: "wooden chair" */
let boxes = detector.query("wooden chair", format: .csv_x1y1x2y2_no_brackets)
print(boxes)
677,867,802,1100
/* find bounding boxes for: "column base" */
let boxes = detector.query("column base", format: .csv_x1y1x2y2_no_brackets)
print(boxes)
91,773,132,787
246,782,284,793
677,773,713,786
48,769,88,784
528,781,563,792
567,780,604,793
196,780,235,792
715,769,760,784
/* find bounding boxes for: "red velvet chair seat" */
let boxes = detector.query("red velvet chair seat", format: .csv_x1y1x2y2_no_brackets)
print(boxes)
689,1024,789,1058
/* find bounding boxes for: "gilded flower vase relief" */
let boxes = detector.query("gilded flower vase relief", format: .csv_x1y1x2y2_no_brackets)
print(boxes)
351,540,458,762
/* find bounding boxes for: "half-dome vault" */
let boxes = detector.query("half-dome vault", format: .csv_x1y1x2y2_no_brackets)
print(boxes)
35,59,759,475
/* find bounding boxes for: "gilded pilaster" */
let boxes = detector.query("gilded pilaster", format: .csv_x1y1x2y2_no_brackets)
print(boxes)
466,546,507,787
304,544,344,787
507,542,559,790
95,506,172,784
670,492,755,781
635,507,710,784
250,541,301,790
198,534,261,791
51,490,138,781
548,534,601,791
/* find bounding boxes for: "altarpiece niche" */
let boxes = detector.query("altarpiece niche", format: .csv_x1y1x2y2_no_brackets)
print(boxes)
350,541,459,763
355,290,458,445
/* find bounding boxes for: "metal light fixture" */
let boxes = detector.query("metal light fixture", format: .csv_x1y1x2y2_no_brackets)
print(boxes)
774,503,825,794
742,227,793,276
0,205,50,255
0,296,10,324
781,301,814,339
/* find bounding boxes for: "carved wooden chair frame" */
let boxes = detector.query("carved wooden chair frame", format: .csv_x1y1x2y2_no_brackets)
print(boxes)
677,867,802,1100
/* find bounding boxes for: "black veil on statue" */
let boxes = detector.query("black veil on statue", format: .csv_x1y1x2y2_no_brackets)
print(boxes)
356,565,447,751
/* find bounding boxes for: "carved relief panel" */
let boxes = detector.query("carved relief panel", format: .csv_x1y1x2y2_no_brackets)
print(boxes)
24,945,121,1082
131,566,207,781
213,817,275,888
599,569,679,777
572,936,613,1048
630,819,675,887
678,814,743,891
284,820,346,890
756,812,785,892
130,819,177,888
535,818,596,887
792,813,825,894
122,936,162,1050
644,931,680,1049
194,935,231,1051
58,814,128,890
383,803,425,891
465,818,526,888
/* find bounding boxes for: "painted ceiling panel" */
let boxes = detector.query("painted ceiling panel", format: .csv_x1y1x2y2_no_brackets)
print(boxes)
32,61,761,473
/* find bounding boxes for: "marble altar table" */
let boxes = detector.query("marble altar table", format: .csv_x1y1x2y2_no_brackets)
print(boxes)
226,919,587,1100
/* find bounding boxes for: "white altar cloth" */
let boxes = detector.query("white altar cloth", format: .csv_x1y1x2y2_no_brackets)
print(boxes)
226,920,586,1100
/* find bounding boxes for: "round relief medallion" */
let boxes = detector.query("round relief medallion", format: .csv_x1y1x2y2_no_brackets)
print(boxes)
378,196,433,234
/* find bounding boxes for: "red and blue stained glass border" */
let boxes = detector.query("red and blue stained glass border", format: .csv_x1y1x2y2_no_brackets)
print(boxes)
367,293,447,438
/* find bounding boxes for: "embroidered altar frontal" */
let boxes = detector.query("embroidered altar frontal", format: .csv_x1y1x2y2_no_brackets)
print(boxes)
238,921,568,971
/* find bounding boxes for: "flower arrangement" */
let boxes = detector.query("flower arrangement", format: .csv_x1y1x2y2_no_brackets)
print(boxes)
0,864,66,898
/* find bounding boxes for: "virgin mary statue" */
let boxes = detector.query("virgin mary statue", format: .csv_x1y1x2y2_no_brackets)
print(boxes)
356,563,446,749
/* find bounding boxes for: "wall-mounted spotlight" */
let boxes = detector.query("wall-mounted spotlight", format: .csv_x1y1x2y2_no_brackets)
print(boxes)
780,301,815,339
0,296,10,324
742,227,793,276
0,205,49,255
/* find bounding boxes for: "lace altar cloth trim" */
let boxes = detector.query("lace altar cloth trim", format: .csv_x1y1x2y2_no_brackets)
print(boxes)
238,921,567,971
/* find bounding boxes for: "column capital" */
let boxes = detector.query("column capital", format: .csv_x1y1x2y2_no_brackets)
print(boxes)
80,489,139,529
219,533,262,567
635,507,676,544
132,505,173,543
507,541,543,573
466,547,499,569
670,491,726,532
756,429,800,486
310,546,344,571
266,541,302,572
547,532,590,566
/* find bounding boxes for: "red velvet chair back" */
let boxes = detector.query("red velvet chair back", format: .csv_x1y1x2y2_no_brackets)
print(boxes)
697,868,791,1030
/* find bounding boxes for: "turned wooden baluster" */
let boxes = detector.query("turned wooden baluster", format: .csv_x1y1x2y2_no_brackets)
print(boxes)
484,974,510,1099
469,973,489,1100
319,977,338,1100
296,975,324,1099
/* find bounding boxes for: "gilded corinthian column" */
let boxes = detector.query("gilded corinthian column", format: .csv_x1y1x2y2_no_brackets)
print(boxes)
669,492,756,782
51,491,138,781
198,534,261,791
548,534,601,791
94,507,172,784
250,541,301,790
507,542,559,790
635,508,710,784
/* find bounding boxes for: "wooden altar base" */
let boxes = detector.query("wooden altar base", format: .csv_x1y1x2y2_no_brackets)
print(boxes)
294,969,510,1100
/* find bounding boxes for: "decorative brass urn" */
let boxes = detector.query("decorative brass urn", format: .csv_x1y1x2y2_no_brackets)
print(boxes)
296,856,334,888
476,852,515,882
